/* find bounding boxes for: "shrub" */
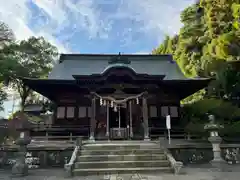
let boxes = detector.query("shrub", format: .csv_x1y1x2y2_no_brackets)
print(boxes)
182,98,240,136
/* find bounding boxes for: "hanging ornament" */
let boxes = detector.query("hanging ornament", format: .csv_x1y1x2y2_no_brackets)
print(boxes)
114,105,117,112
136,97,139,104
103,100,106,106
100,98,103,106
111,101,114,107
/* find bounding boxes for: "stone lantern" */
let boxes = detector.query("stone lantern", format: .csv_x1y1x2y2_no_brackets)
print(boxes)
11,114,32,177
204,114,225,163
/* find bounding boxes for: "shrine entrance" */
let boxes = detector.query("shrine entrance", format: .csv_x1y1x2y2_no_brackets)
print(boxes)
109,107,128,139
91,89,147,141
109,107,127,128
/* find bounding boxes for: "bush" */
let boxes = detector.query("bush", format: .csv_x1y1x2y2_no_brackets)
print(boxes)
221,121,240,136
182,98,240,136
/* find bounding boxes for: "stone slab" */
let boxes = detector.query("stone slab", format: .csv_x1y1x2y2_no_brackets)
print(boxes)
1,164,240,180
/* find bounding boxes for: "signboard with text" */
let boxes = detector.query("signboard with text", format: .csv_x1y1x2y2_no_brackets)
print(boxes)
166,115,171,129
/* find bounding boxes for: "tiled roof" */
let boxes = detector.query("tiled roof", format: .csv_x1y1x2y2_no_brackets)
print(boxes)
48,54,187,80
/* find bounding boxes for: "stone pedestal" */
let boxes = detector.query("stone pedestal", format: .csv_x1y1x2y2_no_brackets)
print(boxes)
144,132,150,141
89,134,95,142
12,135,31,177
208,136,224,163
204,114,225,164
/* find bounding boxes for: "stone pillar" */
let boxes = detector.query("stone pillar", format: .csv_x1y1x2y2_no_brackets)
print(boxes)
142,97,150,141
12,131,31,177
11,116,31,177
208,135,224,163
204,114,225,164
89,97,96,142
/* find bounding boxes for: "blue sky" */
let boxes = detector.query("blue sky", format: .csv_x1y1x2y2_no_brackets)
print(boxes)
0,0,194,117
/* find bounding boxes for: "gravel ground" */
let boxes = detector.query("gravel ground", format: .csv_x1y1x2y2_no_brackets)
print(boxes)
1,164,240,180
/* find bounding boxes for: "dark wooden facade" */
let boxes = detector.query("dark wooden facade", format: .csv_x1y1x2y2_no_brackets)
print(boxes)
22,54,211,140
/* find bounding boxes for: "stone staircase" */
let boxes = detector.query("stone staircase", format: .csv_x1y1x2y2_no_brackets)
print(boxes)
72,141,173,176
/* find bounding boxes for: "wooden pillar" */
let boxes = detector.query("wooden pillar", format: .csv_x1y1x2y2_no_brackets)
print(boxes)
142,96,150,141
129,101,133,139
89,97,96,142
106,104,110,140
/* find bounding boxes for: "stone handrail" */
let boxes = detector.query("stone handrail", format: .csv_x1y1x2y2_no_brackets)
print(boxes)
163,148,183,174
64,137,82,177
158,137,183,174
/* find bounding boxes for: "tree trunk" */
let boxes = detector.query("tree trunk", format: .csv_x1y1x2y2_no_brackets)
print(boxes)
19,85,30,112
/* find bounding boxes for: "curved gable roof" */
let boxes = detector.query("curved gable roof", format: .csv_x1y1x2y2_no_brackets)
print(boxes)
48,54,187,80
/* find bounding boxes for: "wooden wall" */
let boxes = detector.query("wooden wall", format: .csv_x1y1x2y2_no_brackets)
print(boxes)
52,90,181,129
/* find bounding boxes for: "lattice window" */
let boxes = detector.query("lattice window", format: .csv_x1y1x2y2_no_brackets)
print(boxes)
66,107,75,118
57,107,65,118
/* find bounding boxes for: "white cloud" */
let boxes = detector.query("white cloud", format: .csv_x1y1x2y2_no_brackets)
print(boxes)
0,0,33,39
32,0,110,39
117,0,195,43
37,31,70,53
0,0,70,53
0,0,194,52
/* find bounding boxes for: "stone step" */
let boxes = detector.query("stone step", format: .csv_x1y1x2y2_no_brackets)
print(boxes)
73,167,172,176
80,149,165,156
74,160,170,169
82,143,159,151
77,154,167,162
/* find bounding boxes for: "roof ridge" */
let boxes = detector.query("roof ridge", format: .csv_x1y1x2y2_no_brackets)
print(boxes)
59,53,173,63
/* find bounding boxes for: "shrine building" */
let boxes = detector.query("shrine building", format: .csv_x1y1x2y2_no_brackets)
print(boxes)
22,54,211,141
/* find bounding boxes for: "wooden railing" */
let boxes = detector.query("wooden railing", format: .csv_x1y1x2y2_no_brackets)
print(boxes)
30,124,90,141
30,124,90,130
1,123,203,141
0,123,90,142
149,127,187,139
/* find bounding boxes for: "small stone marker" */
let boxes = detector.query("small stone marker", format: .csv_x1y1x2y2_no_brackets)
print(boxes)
129,173,147,180
103,172,111,179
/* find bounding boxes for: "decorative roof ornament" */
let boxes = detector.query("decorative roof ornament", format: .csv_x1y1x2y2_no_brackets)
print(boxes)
108,52,131,65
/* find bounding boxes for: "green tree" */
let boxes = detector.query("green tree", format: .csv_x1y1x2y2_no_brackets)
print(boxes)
2,36,58,110
0,85,7,112
154,0,240,100
0,21,15,112
153,2,206,77
153,1,240,136
0,21,15,46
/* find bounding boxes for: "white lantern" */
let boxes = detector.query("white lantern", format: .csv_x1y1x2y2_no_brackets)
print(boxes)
100,98,103,106
111,101,114,107
103,100,106,106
